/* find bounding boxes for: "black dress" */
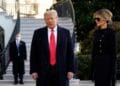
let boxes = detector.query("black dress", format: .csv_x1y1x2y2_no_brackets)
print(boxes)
92,28,116,86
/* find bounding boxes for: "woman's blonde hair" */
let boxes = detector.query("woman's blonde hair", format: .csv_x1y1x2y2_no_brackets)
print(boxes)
93,9,113,24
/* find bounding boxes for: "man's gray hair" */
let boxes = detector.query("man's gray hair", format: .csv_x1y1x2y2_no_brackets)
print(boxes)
44,9,58,17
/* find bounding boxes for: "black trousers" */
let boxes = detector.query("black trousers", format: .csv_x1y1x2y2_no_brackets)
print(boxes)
14,74,23,82
48,65,58,86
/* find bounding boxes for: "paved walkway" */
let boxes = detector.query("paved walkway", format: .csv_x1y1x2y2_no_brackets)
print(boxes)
0,80,94,86
1,80,120,86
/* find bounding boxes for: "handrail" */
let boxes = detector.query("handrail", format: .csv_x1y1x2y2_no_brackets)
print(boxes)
0,0,20,75
0,12,20,75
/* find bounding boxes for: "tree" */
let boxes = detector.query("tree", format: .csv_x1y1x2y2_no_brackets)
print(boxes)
71,0,120,80
71,0,120,54
72,0,119,41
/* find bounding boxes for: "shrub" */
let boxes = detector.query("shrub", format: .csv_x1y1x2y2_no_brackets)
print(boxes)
76,53,92,80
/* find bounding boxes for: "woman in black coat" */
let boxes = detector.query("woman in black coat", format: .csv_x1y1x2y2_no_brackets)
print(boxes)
91,9,116,86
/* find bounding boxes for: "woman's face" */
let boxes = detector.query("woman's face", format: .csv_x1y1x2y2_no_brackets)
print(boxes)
94,16,107,28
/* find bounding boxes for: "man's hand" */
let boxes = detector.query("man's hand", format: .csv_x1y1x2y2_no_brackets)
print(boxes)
67,72,74,80
31,72,38,80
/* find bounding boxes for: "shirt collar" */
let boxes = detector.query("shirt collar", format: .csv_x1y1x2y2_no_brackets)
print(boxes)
48,26,57,32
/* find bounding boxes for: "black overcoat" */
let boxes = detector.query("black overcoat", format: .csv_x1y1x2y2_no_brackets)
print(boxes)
9,40,27,74
91,28,116,86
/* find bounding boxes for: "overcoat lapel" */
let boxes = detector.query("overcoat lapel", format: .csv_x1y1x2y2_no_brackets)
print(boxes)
43,27,50,59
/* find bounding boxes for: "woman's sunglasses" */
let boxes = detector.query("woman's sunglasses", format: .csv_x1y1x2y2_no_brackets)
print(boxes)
94,18,101,21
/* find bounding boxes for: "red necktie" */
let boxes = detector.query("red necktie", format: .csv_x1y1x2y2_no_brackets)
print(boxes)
50,30,56,65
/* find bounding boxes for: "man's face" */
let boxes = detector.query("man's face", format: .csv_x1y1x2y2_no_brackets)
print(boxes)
16,33,21,41
44,14,58,29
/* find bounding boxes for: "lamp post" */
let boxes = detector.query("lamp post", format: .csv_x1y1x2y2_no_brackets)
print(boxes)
15,0,20,33
16,0,20,13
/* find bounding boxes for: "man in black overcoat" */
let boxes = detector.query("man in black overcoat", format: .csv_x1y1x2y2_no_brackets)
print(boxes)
9,32,27,84
30,9,75,86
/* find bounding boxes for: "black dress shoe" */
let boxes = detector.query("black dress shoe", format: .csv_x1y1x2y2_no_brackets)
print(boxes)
14,81,18,85
0,76,3,80
19,80,24,84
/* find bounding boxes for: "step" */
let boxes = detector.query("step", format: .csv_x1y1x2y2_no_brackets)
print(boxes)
0,79,35,84
9,61,30,65
20,18,73,24
20,31,34,34
20,25,74,32
3,73,32,80
7,62,30,68
69,79,80,86
0,80,94,86
6,69,30,74
6,68,30,74
21,36,33,39
7,66,30,70
0,78,83,86
21,39,32,43
20,23,73,27
20,26,40,30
